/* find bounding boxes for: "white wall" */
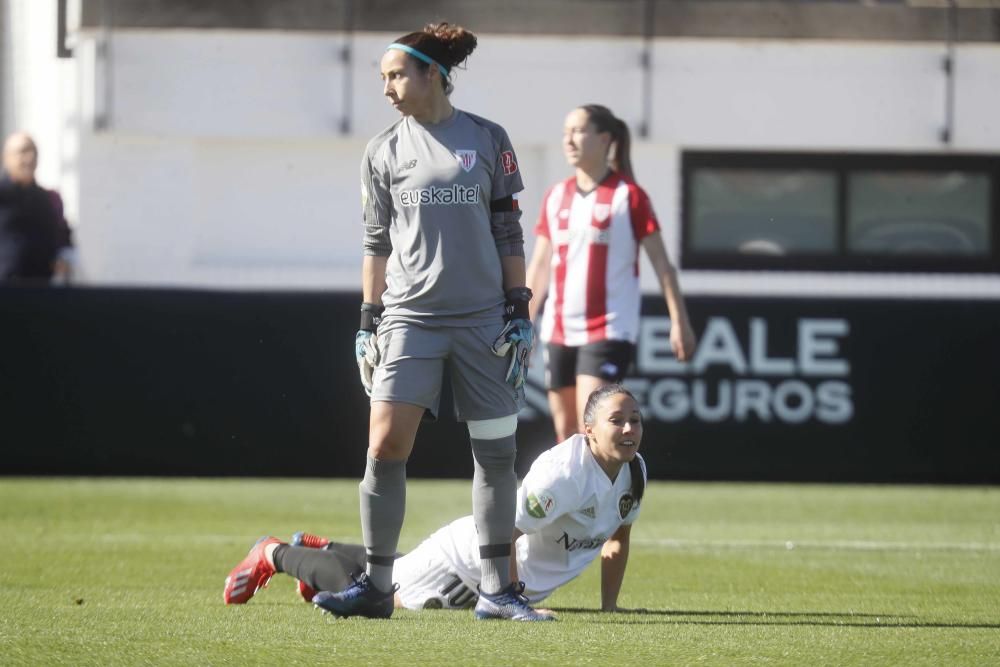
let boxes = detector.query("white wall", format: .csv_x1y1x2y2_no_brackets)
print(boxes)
2,0,80,234
7,18,1000,296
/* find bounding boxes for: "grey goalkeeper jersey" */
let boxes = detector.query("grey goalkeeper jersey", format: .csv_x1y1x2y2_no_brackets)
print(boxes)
361,109,525,327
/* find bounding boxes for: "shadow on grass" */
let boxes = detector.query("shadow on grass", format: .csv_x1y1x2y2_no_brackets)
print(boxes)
546,607,1000,629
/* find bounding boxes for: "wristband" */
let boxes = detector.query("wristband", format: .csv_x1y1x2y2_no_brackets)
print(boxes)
360,302,384,332
503,287,532,321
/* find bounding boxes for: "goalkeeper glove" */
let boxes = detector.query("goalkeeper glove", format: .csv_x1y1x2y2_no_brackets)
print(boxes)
356,302,383,396
491,287,534,390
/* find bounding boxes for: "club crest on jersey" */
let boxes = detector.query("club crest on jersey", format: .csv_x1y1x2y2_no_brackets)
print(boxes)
501,150,518,176
455,150,477,173
526,491,556,519
618,493,635,519
593,203,611,223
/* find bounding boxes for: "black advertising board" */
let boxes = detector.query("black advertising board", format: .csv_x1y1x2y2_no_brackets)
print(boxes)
1,287,997,483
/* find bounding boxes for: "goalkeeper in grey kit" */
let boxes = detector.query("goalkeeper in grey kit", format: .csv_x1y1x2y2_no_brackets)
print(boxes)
339,22,544,621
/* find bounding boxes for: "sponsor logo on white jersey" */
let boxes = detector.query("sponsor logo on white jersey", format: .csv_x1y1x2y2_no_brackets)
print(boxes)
556,532,606,551
399,184,481,207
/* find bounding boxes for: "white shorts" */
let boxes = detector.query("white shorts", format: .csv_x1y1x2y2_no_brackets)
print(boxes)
395,537,479,610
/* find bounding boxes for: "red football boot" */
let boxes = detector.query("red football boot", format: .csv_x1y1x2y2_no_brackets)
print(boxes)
223,536,283,604
290,531,330,602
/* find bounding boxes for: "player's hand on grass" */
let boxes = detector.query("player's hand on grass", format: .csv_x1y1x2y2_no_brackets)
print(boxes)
601,605,648,613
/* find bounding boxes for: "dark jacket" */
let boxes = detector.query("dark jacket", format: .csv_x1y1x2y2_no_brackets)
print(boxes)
0,175,68,281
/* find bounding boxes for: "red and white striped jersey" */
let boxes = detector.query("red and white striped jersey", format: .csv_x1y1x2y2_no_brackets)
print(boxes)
534,172,659,345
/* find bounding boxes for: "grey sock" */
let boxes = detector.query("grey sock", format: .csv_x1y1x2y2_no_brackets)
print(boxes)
359,455,406,592
272,543,367,594
470,433,517,595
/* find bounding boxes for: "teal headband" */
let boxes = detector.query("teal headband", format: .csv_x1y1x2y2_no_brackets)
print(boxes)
386,43,449,77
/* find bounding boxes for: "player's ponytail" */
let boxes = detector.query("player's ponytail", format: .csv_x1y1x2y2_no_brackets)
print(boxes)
582,383,645,504
580,105,635,181
393,22,478,95
610,117,634,182
628,455,646,504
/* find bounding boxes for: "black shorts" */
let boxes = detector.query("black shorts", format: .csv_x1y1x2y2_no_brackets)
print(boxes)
544,340,635,390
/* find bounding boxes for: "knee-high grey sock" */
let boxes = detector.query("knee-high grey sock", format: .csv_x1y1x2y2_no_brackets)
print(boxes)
359,455,406,592
272,543,367,594
470,433,517,595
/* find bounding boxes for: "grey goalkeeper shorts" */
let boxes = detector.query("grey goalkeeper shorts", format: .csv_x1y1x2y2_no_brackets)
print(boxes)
370,318,522,422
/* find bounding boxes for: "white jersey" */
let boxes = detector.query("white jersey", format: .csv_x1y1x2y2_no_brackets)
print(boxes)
396,435,645,606
534,172,660,345
514,434,645,600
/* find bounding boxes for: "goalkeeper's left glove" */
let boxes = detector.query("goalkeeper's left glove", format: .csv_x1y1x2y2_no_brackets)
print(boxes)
356,302,383,396
491,287,534,390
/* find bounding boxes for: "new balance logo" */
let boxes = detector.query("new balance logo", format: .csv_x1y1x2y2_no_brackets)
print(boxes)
580,507,596,519
400,159,417,170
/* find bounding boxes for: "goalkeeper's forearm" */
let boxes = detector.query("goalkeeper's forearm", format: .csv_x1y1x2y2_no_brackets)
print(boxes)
499,255,527,293
362,255,388,305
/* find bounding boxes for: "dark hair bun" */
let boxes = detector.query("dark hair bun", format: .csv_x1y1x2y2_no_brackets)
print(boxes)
424,22,477,69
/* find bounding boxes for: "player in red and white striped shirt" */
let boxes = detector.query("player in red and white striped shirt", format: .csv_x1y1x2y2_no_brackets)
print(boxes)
527,105,697,441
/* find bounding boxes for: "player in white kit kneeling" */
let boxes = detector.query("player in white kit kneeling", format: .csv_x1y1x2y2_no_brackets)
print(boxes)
222,384,647,616
391,382,645,612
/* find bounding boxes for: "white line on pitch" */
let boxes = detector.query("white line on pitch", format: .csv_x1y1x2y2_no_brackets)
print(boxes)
635,538,1000,553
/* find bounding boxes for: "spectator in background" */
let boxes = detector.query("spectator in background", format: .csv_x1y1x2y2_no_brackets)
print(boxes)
0,132,74,283
526,105,697,442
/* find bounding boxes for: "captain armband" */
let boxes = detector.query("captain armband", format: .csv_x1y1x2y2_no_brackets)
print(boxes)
490,196,524,257
490,195,517,213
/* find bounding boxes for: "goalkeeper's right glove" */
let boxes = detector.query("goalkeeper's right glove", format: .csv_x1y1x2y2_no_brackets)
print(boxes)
356,302,383,396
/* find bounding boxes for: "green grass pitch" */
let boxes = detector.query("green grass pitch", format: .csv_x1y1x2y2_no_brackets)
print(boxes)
1,478,998,666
